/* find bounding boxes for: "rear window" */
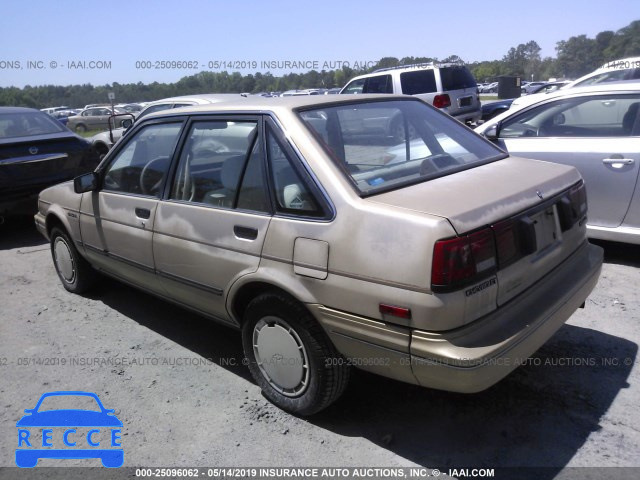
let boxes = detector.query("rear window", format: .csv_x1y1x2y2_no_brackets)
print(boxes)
298,99,505,196
400,70,437,95
440,67,477,91
0,111,66,138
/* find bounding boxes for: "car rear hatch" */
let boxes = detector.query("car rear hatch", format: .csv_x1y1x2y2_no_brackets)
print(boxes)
0,133,94,201
370,156,587,309
438,66,480,118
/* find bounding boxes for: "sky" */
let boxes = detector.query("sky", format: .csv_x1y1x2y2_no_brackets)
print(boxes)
0,0,638,88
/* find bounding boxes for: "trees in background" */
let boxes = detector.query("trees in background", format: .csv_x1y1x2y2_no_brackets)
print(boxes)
1,20,638,108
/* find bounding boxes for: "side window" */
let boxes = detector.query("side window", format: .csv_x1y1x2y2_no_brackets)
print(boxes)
363,75,393,94
103,122,182,197
267,126,322,216
500,95,640,138
342,79,365,94
170,120,265,210
400,70,437,94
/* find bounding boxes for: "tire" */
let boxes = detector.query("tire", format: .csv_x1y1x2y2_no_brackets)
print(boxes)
242,291,350,415
50,227,97,294
75,124,87,133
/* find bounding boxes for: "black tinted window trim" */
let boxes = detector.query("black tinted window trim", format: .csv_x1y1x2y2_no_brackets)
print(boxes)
98,117,187,197
162,114,262,204
265,117,335,221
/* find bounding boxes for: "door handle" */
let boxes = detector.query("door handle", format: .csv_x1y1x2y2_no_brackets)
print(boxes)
135,207,151,219
234,226,258,240
602,158,634,166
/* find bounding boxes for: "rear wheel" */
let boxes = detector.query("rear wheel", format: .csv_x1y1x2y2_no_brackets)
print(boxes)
50,227,97,294
242,291,350,415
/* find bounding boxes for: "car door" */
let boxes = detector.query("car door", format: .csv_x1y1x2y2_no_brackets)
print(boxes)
82,108,98,129
495,93,640,228
78,119,185,291
96,108,112,129
153,116,271,323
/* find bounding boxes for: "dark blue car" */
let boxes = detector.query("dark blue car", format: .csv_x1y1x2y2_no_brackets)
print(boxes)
480,98,515,121
16,391,123,468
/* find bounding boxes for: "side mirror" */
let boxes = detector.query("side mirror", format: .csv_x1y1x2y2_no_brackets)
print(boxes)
483,124,500,140
74,172,99,193
121,118,133,129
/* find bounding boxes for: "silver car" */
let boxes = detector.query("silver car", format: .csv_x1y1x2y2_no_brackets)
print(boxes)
67,107,127,133
476,82,640,244
35,95,602,415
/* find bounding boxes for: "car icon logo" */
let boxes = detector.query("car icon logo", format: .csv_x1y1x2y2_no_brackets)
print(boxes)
28,147,39,155
15,391,123,468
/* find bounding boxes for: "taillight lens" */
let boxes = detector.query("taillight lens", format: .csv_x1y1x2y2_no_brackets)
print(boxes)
433,94,451,109
558,181,587,231
431,228,496,291
432,182,586,293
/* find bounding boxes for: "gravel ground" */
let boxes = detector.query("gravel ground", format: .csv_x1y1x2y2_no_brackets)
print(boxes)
0,218,638,480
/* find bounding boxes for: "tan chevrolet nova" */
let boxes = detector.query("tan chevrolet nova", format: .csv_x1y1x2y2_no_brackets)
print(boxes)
35,95,603,415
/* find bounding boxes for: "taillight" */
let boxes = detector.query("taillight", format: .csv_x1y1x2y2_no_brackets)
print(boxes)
558,181,587,231
431,228,496,291
431,181,587,293
433,94,451,109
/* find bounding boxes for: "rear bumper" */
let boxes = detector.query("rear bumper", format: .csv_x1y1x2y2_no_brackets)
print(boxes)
311,241,603,392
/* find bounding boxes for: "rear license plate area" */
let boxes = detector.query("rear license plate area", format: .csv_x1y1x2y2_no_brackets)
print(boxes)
531,207,559,255
458,96,472,107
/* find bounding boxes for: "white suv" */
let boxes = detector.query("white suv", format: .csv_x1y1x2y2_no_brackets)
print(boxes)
340,63,481,124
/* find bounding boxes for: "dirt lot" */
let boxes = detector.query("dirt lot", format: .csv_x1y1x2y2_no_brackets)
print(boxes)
1,218,639,479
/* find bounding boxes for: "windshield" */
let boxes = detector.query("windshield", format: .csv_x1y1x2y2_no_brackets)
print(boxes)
298,99,505,195
37,394,102,412
0,111,66,138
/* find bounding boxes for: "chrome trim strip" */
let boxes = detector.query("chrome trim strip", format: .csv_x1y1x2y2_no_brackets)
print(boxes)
157,269,223,296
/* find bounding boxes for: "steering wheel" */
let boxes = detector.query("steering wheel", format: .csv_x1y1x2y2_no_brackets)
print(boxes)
139,156,169,196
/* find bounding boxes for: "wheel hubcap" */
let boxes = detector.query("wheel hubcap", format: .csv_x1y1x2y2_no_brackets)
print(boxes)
54,238,75,283
253,317,309,397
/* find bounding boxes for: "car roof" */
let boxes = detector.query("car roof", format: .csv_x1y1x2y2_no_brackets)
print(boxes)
0,106,42,113
594,56,640,71
145,93,248,106
142,94,415,120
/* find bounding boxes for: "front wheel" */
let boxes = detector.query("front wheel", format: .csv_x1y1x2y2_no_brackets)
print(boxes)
242,292,350,415
75,124,87,133
50,227,98,294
